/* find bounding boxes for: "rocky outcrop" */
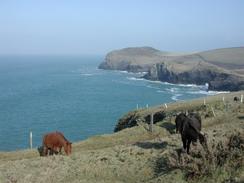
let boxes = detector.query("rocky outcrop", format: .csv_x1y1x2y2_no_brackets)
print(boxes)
100,47,244,91
114,110,166,132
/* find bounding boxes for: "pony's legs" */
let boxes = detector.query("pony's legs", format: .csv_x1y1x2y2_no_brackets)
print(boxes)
44,146,48,156
59,146,62,154
182,136,187,152
186,139,192,154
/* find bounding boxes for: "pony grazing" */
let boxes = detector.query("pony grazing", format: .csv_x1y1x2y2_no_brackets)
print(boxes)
42,131,72,156
175,113,208,154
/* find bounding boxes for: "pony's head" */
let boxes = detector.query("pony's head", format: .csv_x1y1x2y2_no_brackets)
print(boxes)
64,141,72,155
37,146,45,156
199,132,209,152
175,113,187,133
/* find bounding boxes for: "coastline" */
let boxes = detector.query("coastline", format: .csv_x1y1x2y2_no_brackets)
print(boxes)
118,69,230,95
101,68,229,104
99,47,244,91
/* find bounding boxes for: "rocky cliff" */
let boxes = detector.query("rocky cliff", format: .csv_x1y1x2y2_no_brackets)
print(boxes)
99,47,244,91
144,59,244,91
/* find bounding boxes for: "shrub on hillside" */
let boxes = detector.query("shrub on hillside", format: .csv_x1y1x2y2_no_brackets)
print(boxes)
154,132,244,182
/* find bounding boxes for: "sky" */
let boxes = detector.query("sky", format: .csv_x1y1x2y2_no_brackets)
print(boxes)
0,0,244,55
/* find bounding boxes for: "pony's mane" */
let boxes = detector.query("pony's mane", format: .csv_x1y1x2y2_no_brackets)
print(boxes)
56,131,70,143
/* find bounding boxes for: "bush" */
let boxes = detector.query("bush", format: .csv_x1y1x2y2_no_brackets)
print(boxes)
154,132,244,181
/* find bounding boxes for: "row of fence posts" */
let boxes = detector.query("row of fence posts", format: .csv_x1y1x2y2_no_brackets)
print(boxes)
136,103,168,110
145,93,243,134
203,94,244,117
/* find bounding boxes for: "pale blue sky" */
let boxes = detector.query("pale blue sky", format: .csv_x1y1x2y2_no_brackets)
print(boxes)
0,0,244,55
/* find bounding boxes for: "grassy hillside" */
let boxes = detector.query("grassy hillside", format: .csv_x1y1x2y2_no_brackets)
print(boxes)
198,47,244,76
198,47,244,67
101,47,244,67
0,92,244,183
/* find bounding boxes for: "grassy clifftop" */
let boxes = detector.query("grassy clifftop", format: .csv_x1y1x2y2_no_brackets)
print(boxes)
99,47,244,74
0,92,244,183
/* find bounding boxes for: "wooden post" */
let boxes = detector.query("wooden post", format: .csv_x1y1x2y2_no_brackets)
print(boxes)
211,107,216,117
164,103,168,109
241,95,243,103
204,99,206,105
30,131,33,149
222,96,225,103
150,113,154,133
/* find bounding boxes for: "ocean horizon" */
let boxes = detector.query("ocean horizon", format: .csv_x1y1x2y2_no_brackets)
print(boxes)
0,55,221,151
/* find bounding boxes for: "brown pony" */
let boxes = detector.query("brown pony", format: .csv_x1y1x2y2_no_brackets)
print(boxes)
42,131,72,156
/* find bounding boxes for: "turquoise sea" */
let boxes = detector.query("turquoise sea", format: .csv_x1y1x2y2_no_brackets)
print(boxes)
0,55,218,151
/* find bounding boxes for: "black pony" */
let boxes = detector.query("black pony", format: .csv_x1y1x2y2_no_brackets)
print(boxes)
175,113,208,154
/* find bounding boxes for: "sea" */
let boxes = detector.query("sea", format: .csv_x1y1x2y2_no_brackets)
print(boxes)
0,55,219,151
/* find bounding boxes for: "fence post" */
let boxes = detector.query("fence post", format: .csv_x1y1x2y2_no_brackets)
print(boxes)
211,107,216,117
204,99,206,105
241,94,243,103
146,104,149,109
150,113,154,133
164,103,168,109
136,104,139,110
30,131,33,149
222,96,225,103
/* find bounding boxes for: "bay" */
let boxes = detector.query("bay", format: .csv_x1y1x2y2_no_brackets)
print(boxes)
0,55,216,151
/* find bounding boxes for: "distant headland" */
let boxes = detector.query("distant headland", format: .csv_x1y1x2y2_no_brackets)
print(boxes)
99,47,244,91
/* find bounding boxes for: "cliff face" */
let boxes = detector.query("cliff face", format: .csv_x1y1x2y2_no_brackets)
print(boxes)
100,47,244,91
144,61,244,91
